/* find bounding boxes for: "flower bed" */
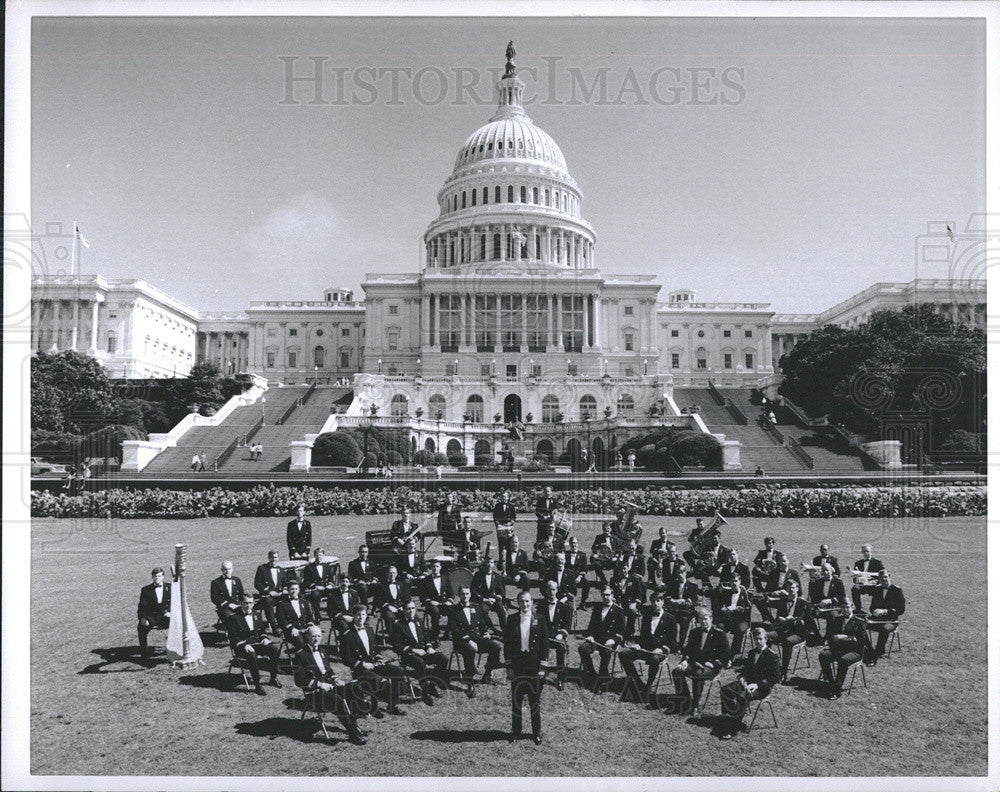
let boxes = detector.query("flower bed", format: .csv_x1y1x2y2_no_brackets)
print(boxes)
30,483,986,519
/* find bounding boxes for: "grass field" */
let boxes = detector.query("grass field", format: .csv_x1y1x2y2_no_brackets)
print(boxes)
30,513,987,777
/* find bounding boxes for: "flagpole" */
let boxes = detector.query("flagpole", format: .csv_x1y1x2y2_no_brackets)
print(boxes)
71,220,78,277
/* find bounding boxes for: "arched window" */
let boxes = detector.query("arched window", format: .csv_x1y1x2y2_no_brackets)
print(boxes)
579,394,598,420
533,186,539,204
466,394,485,423
313,345,325,368
542,394,560,424
480,234,487,260
617,393,635,416
462,191,467,208
471,190,476,206
535,438,554,462
482,187,488,205
391,393,409,417
520,186,527,203
696,347,708,370
508,185,514,202
545,188,551,206
429,393,447,420
446,438,464,462
493,233,502,259
474,438,491,455
495,185,501,203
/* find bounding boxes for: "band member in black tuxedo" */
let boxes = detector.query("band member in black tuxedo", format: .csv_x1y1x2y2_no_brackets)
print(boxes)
807,563,849,640
436,491,462,532
647,527,671,583
618,591,676,704
866,570,905,657
417,558,452,640
340,603,407,716
294,625,368,745
210,560,245,625
753,554,801,622
612,566,647,640
391,599,447,704
712,573,752,664
534,486,557,547
492,489,517,560
301,547,338,617
719,627,781,739
537,580,573,691
504,590,550,745
373,564,410,625
682,518,706,568
671,608,729,713
751,537,780,591
849,544,887,612
276,580,318,652
329,573,360,634
764,577,810,680
578,585,626,692
812,544,840,577
286,504,312,560
253,549,288,630
716,549,751,591
389,505,419,551
450,586,503,696
662,557,699,647
226,594,281,694
543,552,578,615
613,538,644,581
137,567,171,661
471,556,508,630
347,544,377,604
563,535,589,603
500,534,532,592
394,537,422,581
818,613,875,699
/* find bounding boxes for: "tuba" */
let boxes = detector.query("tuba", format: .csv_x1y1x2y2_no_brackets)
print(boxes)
691,511,728,556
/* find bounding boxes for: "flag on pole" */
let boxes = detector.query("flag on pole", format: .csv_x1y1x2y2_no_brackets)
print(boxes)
165,571,204,665
75,224,90,249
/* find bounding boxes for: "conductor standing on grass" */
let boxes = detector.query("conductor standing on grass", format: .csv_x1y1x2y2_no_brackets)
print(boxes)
504,589,549,745
287,504,312,560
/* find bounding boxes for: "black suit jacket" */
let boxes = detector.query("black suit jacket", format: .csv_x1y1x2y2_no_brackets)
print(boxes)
347,558,377,584
869,585,905,619
681,626,729,669
449,601,494,644
302,561,337,591
373,579,411,611
543,569,578,601
395,553,422,579
563,550,588,577
852,558,886,577
584,603,626,644
718,562,752,590
471,570,506,604
329,588,360,621
294,645,343,690
276,596,317,632
340,626,381,671
753,548,780,570
392,616,435,655
741,646,781,696
501,548,530,577
286,518,312,557
634,606,675,652
418,575,452,605
210,575,245,609
808,576,847,605
812,554,840,576
437,505,462,532
536,598,573,637
535,497,556,523
492,502,517,525
254,563,288,597
764,568,802,594
137,582,171,621
503,613,550,676
225,610,270,652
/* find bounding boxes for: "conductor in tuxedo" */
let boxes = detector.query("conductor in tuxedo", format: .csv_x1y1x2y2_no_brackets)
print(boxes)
137,567,171,662
286,504,312,560
210,560,245,625
504,590,550,744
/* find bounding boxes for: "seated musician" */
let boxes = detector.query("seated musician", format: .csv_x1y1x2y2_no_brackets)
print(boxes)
563,535,589,603
500,534,532,592
391,598,447,704
651,540,686,589
578,585,626,693
395,537,422,581
612,566,647,640
690,541,723,586
812,544,840,577
614,538,644,581
807,562,849,641
849,544,886,612
436,491,462,533
471,556,508,630
751,537,780,592
449,585,503,696
671,607,729,714
711,570,751,664
492,489,517,559
210,560,245,626
662,552,698,646
417,558,452,641
866,570,905,658
647,526,671,582
301,547,338,618
590,522,617,589
682,518,706,568
329,573,360,634
137,567,171,663
763,577,809,680
294,625,368,744
347,544,377,603
276,579,319,652
340,602,406,716
537,579,573,690
818,612,875,699
716,549,751,591
226,594,281,694
718,627,781,739
544,552,578,607
390,505,420,551
253,550,288,631
534,486,557,547
753,553,801,622
618,591,677,704
373,564,410,624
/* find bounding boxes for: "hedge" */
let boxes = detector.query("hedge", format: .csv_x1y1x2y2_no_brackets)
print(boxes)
30,484,985,519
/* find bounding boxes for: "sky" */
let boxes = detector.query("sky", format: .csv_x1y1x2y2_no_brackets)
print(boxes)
30,15,986,315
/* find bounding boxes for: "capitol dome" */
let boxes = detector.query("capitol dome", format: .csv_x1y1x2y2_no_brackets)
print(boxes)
423,44,596,271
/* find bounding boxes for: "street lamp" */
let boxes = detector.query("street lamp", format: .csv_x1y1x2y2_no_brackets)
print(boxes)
377,358,383,374
260,395,266,425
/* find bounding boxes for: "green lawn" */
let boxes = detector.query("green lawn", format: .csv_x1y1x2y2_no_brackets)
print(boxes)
30,513,987,777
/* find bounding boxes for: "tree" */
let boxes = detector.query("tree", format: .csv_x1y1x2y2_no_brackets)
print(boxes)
31,351,119,433
77,424,146,464
311,431,363,467
673,433,722,467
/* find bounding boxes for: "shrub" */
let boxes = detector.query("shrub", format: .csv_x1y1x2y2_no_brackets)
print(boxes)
312,431,363,467
448,453,468,467
412,449,436,466
31,430,82,465
432,452,448,466
78,424,146,463
362,452,379,469
386,450,403,466
474,453,495,467
939,429,981,453
673,433,722,467
636,443,657,467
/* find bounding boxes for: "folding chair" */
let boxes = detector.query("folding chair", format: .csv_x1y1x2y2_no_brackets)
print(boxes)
747,693,778,731
789,640,810,675
844,658,868,696
868,620,904,658
696,669,724,714
299,688,331,741
228,648,254,693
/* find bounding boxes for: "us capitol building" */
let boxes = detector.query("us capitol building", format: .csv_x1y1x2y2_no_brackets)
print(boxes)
31,46,986,465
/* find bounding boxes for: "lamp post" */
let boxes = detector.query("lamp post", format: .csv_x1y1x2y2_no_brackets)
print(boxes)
377,358,383,375
584,415,591,471
260,395,266,426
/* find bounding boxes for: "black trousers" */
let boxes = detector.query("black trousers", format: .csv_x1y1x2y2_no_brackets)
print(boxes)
720,680,766,724
818,648,862,692
868,622,897,655
236,640,280,684
851,584,878,612
454,638,502,680
671,664,716,705
578,640,616,678
423,601,446,639
399,650,448,692
137,615,170,654
619,647,666,690
354,663,407,710
256,596,280,629
511,674,543,736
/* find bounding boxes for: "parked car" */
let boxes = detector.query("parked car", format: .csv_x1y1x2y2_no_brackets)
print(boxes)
30,457,69,476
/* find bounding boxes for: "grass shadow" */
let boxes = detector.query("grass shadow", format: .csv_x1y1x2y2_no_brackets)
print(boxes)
79,645,150,674
178,671,243,692
409,728,509,743
235,716,344,744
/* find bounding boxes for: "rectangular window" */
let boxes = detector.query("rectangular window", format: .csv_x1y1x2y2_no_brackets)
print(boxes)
526,295,547,352
624,305,633,316
624,332,634,352
107,335,117,354
532,363,542,377
475,295,497,352
670,329,679,338
624,366,636,377
500,294,522,351
481,364,491,377
267,327,276,337
388,305,398,315
445,362,457,376
745,329,753,338
288,351,297,368
724,353,732,369
339,351,349,368
387,331,398,351
267,351,276,368
723,330,732,338
439,294,461,352
745,353,754,368
697,355,707,369
561,295,584,352
506,364,517,379
289,328,297,337
341,328,350,337
671,353,679,369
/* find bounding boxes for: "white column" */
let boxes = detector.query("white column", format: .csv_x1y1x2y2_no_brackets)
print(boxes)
89,300,100,351
520,295,527,351
499,226,506,262
52,300,62,350
583,295,591,349
593,294,601,350
420,295,429,347
70,300,80,350
554,294,563,349
545,227,552,264
546,294,553,346
470,292,477,348
514,228,522,262
559,230,566,265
